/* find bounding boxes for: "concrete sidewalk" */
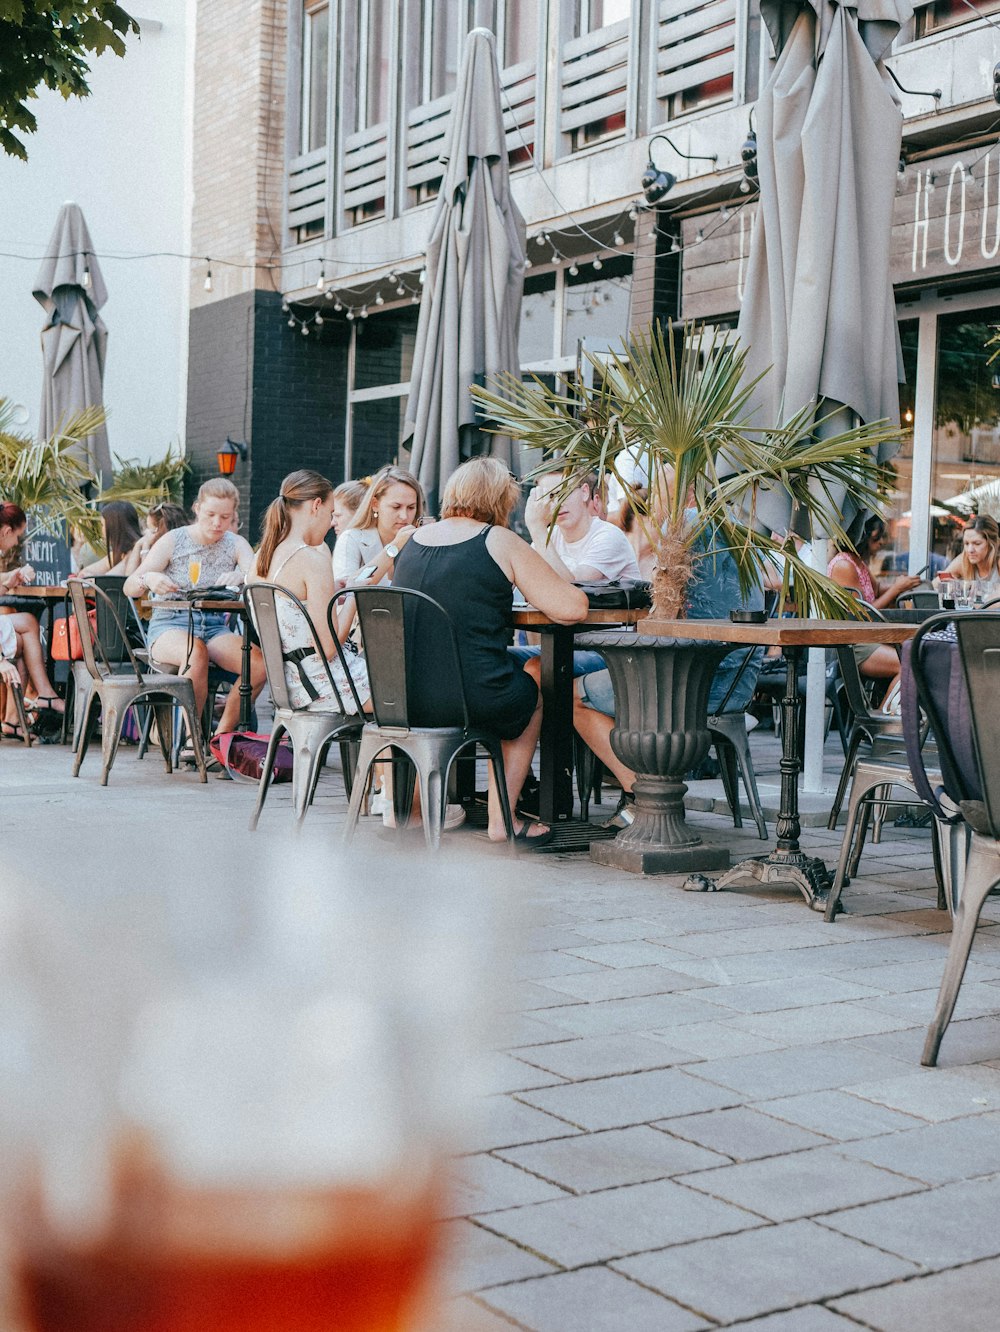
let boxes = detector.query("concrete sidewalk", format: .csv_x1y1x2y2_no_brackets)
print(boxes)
4,738,1000,1331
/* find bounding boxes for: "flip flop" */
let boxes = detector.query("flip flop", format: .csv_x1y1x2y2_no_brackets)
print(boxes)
512,819,555,849
1,723,27,740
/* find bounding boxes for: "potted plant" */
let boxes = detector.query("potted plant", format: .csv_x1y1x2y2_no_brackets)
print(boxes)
472,322,899,873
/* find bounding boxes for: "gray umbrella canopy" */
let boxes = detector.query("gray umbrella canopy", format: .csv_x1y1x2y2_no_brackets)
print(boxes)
405,28,526,514
736,0,911,537
34,202,112,482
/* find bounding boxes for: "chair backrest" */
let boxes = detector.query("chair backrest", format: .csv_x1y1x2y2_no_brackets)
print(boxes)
92,574,145,663
350,585,470,732
69,581,146,684
899,589,939,609
901,611,995,828
243,582,358,715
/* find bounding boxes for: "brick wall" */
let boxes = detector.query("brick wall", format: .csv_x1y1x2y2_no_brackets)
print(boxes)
186,291,350,542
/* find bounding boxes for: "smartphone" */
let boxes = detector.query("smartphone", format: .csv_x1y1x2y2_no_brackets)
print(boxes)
912,563,930,578
356,563,379,582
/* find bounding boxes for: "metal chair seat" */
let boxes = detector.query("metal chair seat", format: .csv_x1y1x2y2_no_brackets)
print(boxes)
243,583,364,829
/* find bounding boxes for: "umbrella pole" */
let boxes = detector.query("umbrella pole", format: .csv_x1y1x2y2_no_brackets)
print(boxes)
802,539,831,794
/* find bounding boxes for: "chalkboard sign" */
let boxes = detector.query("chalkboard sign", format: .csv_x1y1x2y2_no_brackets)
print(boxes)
23,511,72,585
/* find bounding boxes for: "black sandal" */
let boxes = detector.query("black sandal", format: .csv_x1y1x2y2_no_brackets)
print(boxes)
511,818,555,849
1,722,26,740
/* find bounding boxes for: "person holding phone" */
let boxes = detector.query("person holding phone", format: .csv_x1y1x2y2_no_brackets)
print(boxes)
332,466,425,588
827,514,922,684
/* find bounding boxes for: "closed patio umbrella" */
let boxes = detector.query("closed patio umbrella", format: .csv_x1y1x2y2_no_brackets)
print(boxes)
34,202,111,483
736,0,911,539
405,28,526,514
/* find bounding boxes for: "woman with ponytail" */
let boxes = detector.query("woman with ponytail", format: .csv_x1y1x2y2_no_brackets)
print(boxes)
248,471,369,711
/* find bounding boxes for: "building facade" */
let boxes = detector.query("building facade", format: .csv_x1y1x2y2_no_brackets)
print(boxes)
187,0,1000,567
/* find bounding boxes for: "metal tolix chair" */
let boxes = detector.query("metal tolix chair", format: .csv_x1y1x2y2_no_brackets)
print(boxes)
242,583,364,829
69,580,207,785
343,586,515,851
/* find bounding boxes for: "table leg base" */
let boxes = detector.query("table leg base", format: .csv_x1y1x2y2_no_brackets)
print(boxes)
682,850,835,912
592,838,729,876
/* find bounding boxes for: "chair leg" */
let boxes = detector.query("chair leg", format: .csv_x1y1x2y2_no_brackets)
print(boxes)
871,784,892,844
732,732,768,840
922,834,999,1066
71,675,92,754
828,728,863,829
339,738,359,800
825,775,876,921
136,704,154,760
575,734,596,822
847,799,874,881
152,702,174,772
12,684,33,746
249,725,284,831
73,692,101,776
183,701,209,782
343,734,383,843
99,702,125,786
291,733,324,827
715,739,742,829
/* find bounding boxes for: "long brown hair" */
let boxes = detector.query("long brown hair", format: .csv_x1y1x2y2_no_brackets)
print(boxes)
256,469,333,575
956,514,1000,580
348,466,424,532
100,500,143,568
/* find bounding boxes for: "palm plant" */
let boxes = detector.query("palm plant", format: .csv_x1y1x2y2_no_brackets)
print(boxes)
100,444,188,506
0,400,107,551
472,322,900,621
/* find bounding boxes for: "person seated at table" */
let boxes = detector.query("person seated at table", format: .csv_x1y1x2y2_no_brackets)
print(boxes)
73,501,144,578
828,515,921,683
123,478,265,737
332,480,368,537
128,502,189,572
0,503,65,729
332,466,425,587
391,457,588,845
572,525,767,828
945,515,1000,588
526,470,640,584
247,470,370,712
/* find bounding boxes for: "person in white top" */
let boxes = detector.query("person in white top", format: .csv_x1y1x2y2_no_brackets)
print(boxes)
331,466,425,588
525,471,641,583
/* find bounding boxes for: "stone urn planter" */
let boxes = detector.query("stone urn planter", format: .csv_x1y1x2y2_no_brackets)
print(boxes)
576,632,732,875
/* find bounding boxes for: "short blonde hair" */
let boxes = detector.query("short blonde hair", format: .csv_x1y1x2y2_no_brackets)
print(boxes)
196,478,239,508
441,458,519,527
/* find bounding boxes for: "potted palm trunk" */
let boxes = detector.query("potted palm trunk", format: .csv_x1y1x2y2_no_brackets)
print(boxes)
473,323,898,873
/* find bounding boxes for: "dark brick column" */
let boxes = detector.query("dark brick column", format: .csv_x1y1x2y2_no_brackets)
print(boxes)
185,290,350,542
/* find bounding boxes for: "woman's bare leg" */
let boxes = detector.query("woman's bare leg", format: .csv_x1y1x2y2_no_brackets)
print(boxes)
488,691,546,841
10,614,63,710
573,690,634,792
207,634,266,733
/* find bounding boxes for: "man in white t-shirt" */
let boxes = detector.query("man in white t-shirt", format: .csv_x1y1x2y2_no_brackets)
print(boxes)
525,471,640,583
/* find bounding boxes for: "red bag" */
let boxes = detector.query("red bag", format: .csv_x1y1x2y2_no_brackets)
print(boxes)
51,611,96,662
210,731,293,784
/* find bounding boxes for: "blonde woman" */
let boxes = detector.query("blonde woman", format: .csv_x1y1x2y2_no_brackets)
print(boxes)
391,457,588,845
332,465,425,586
123,478,265,736
946,515,1000,586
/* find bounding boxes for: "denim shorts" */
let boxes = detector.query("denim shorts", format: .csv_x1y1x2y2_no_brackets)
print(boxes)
147,609,233,646
578,668,616,717
508,646,609,677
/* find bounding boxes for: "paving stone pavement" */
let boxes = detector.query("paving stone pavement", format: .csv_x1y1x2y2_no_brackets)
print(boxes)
5,737,1000,1330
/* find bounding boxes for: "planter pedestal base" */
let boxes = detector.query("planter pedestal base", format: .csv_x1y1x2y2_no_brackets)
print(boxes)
592,839,729,875
591,771,730,874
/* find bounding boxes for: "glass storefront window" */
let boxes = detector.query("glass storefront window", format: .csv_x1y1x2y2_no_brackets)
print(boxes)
353,309,419,391
928,307,1000,566
519,273,557,364
350,396,410,478
360,0,392,129
563,254,633,358
300,1,329,154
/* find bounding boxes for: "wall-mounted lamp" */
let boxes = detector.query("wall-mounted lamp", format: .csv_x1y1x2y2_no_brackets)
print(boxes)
885,66,942,101
217,436,248,476
641,134,718,205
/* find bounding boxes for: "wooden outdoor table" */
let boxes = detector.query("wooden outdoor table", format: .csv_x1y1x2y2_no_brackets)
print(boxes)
511,605,647,850
641,617,918,910
143,596,253,731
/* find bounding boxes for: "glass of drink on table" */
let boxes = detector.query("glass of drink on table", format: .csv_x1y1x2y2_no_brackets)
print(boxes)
0,834,510,1332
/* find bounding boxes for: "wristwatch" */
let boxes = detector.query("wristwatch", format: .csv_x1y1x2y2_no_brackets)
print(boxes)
384,542,400,559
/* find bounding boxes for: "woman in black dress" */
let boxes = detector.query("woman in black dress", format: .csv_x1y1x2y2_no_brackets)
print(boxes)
392,458,588,843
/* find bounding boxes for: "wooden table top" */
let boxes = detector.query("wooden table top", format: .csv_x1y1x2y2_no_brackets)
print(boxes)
513,606,649,629
5,583,67,599
641,617,917,647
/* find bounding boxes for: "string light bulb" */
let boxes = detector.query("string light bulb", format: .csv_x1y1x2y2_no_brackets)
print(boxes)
568,262,579,276
418,268,426,285
360,306,369,318
281,301,290,313
739,179,751,194
592,257,603,271
325,287,335,300
627,205,638,221
315,313,323,327
316,264,326,291
82,259,91,289
203,261,213,293
301,323,309,336
287,316,296,328
346,309,355,321
396,282,405,296
613,232,624,246
375,291,385,305
695,228,704,243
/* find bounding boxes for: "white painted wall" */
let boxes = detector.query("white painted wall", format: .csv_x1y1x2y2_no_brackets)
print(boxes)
0,2,193,464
